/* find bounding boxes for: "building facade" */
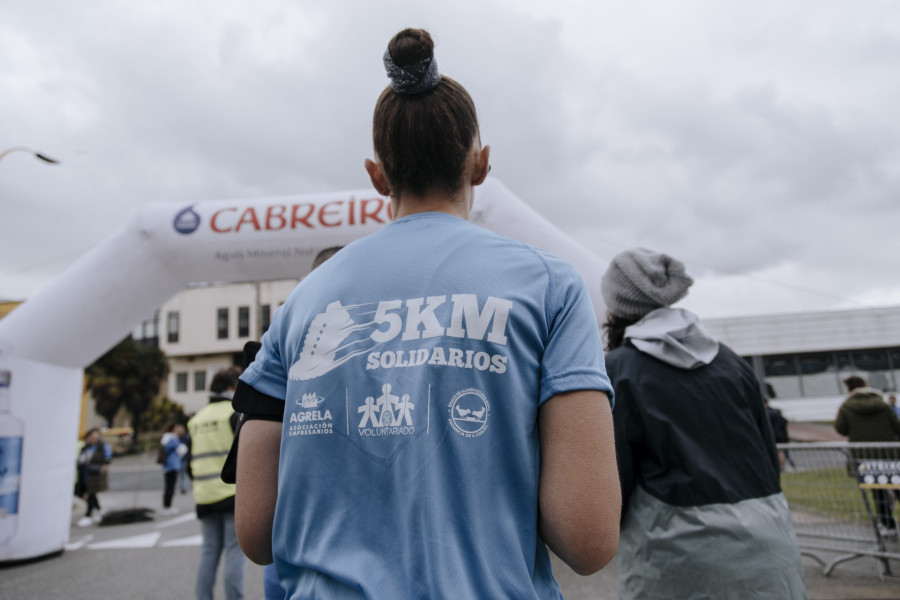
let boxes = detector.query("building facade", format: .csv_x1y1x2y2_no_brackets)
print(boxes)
135,282,900,422
133,279,298,415
0,301,20,320
705,305,900,421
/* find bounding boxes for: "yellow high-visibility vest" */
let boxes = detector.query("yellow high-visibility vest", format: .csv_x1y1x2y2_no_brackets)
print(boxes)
188,400,236,505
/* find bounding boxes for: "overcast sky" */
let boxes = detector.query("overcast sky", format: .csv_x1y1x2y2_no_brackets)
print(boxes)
2,0,899,319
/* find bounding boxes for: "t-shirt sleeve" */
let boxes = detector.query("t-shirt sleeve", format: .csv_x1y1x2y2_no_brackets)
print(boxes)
538,259,614,407
239,308,288,402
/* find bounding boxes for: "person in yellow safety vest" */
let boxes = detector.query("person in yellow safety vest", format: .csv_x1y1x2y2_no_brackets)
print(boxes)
188,366,246,600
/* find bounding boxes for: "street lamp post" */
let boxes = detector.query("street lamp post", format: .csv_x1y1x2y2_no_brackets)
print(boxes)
0,146,60,164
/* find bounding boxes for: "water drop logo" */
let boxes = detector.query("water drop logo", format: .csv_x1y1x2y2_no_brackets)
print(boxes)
173,205,201,234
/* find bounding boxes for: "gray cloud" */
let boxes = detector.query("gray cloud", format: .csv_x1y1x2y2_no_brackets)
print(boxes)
2,0,899,318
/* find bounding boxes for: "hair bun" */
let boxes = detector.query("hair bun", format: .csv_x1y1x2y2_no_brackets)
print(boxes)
383,28,441,95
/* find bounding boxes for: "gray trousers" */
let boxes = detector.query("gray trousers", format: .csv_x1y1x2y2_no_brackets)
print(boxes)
196,511,245,600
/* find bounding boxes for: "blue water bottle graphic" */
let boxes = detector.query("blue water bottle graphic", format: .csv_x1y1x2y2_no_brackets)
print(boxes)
0,370,23,545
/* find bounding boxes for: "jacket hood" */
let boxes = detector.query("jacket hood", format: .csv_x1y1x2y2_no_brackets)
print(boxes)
843,388,889,415
624,307,720,369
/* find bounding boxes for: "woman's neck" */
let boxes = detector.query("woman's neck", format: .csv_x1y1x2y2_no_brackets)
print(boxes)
391,187,473,221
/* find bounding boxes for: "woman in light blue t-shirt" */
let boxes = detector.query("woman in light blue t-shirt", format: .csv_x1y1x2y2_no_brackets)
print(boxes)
232,27,621,599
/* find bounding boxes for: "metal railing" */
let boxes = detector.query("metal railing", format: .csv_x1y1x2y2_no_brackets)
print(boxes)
780,442,900,578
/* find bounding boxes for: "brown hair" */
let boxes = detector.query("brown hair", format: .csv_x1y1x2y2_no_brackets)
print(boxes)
210,366,242,394
312,246,343,270
843,375,867,392
373,28,480,198
602,313,640,352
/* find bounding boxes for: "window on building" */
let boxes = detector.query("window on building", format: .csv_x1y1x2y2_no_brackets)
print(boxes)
261,304,271,335
238,306,250,338
217,308,229,339
175,372,188,392
763,354,802,399
142,311,159,340
798,352,841,397
758,346,900,400
167,311,180,344
194,370,206,391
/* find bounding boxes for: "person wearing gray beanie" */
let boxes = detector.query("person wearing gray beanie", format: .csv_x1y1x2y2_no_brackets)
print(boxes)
601,247,693,320
601,247,807,599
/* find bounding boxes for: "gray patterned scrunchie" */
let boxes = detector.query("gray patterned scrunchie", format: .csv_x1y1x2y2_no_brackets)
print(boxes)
383,47,440,94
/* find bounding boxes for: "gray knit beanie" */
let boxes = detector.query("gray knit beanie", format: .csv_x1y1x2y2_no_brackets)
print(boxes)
601,248,693,320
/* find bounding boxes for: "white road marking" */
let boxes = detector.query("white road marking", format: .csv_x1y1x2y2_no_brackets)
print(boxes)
161,534,202,547
65,534,94,551
155,512,197,528
87,532,161,550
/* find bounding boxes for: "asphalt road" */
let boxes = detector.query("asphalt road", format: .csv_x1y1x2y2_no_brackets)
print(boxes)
1,451,899,599
107,463,164,492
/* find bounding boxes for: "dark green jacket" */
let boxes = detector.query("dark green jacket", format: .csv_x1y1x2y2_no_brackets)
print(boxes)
835,388,900,442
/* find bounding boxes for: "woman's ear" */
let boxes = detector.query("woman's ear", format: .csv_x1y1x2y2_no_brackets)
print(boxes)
471,145,491,186
365,159,392,197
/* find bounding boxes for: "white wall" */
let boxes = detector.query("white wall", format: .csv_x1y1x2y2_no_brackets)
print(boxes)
705,305,900,356
159,280,297,358
167,354,232,415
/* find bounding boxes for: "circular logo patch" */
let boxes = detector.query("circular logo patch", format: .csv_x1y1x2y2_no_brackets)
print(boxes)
448,388,489,438
173,205,201,234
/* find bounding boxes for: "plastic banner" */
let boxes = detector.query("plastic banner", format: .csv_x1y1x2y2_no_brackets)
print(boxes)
0,177,605,561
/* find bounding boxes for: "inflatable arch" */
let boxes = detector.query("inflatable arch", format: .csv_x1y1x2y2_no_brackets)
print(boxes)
0,178,607,561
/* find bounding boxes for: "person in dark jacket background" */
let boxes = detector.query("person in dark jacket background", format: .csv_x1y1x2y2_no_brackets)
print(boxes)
75,428,112,527
835,375,900,536
601,247,806,600
766,397,796,471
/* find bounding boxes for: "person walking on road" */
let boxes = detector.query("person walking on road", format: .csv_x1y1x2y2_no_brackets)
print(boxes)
159,422,188,516
75,428,112,527
835,375,900,537
601,247,807,600
188,366,245,600
888,393,900,419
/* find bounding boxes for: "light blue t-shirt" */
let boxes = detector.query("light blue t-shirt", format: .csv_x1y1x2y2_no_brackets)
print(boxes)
241,212,613,599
